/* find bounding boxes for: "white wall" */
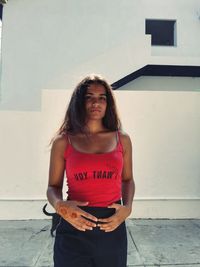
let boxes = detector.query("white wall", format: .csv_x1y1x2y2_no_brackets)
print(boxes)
0,79,200,219
145,0,200,57
0,0,199,110
120,76,200,91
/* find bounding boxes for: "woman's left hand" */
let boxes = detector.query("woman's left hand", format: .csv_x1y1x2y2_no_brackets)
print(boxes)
97,203,132,232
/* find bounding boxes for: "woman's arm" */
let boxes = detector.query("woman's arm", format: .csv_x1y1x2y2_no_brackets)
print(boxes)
121,132,135,212
47,136,68,210
46,135,97,231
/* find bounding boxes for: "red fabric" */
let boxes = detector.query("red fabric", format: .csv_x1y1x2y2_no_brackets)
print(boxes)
64,132,124,207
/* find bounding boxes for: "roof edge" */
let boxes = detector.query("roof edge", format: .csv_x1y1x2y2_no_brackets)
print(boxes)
111,65,200,89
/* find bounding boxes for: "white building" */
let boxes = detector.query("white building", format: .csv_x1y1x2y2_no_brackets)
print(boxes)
0,0,200,219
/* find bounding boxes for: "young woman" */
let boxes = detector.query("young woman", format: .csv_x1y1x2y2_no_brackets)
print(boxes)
46,74,135,267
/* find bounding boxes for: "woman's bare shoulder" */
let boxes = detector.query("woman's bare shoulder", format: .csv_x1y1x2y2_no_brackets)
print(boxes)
51,134,69,152
119,130,132,150
119,130,132,142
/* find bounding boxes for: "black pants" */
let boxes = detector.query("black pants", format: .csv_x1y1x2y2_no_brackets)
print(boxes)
54,201,127,267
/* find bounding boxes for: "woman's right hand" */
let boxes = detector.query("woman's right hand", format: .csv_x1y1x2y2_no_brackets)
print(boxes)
55,200,98,231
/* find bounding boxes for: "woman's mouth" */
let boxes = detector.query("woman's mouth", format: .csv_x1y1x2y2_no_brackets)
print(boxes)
91,109,101,112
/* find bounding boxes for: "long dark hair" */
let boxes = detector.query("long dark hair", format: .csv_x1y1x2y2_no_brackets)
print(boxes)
52,74,121,141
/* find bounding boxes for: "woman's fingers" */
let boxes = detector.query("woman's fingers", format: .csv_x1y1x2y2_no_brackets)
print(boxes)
79,210,98,223
79,217,97,228
56,200,98,231
58,201,128,232
100,225,116,232
97,205,130,232
57,202,97,223
71,222,87,231
99,222,119,232
97,214,122,232
68,218,95,231
64,212,97,231
97,214,115,223
68,201,98,222
107,203,121,210
97,217,112,223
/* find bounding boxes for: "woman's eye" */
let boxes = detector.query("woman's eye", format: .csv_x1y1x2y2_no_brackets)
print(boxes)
85,95,106,102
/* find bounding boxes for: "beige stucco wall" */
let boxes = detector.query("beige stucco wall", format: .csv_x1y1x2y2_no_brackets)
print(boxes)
0,77,200,219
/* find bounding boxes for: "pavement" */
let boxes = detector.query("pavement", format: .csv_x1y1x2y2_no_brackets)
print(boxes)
0,219,200,267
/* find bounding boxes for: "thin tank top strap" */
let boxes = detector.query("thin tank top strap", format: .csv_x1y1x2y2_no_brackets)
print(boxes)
117,130,124,153
67,134,71,144
116,130,121,144
62,132,71,144
116,131,118,143
63,133,72,159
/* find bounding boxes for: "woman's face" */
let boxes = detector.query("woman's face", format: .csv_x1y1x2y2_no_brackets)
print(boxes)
84,83,107,121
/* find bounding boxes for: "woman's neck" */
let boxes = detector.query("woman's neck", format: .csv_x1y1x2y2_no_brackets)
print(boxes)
84,120,107,134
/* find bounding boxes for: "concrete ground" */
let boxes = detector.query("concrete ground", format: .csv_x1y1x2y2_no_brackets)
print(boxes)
0,219,200,267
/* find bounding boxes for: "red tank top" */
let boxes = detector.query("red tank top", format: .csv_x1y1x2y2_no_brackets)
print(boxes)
64,131,124,207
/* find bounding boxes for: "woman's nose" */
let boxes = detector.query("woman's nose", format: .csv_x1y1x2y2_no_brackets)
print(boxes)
92,98,99,105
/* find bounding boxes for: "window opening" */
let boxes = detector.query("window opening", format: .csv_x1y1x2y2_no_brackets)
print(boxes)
145,19,176,46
